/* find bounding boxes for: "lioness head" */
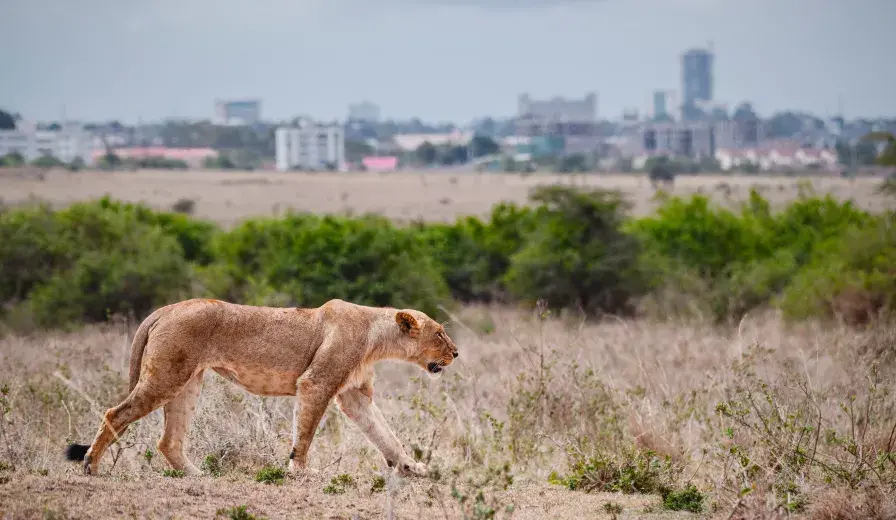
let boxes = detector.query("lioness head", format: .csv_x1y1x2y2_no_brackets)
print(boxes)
395,311,458,376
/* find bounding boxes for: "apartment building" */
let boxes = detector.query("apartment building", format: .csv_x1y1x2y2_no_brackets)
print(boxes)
275,121,345,171
515,92,599,154
640,120,715,158
0,122,96,164
214,99,261,126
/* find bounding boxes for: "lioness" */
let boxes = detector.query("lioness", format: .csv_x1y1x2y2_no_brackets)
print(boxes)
64,298,459,477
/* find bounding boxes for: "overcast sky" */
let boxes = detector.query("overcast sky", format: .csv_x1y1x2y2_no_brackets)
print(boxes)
1,0,894,124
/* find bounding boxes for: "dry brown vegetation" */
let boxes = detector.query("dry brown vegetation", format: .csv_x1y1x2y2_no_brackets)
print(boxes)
0,168,890,227
2,169,895,518
1,305,895,519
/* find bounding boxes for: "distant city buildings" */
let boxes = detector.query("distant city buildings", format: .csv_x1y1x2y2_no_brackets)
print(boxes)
0,121,96,165
275,119,345,171
515,92,600,154
652,91,671,120
214,99,261,126
348,101,381,123
681,47,714,119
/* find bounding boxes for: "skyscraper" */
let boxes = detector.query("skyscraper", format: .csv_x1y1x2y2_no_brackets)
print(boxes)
681,48,714,110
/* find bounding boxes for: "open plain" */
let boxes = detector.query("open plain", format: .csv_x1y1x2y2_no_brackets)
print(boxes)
2,306,894,519
1,169,895,519
0,168,890,226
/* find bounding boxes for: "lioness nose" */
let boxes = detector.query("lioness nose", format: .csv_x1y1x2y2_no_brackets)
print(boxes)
453,351,458,358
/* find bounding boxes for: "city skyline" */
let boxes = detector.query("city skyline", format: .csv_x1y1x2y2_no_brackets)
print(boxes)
2,0,895,124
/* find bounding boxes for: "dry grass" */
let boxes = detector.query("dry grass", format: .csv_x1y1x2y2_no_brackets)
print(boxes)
1,305,894,519
0,168,889,227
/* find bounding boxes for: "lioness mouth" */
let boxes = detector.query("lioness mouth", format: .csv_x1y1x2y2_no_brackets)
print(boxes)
427,362,443,374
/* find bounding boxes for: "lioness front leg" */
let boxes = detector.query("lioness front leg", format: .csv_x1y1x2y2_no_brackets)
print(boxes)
287,377,335,475
336,385,427,477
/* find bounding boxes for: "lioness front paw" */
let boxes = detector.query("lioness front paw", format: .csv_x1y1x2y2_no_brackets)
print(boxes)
82,456,95,476
287,459,319,478
396,459,428,478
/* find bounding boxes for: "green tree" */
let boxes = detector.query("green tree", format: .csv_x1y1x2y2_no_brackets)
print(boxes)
862,131,896,167
345,140,375,163
415,141,437,165
470,135,500,157
1,152,25,167
0,109,15,130
504,186,645,316
31,155,65,168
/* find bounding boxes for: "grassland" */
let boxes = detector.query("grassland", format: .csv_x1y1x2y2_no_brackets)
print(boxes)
1,306,894,519
0,168,890,227
1,169,894,519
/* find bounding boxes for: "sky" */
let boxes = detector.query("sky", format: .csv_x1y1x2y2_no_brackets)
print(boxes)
1,0,894,124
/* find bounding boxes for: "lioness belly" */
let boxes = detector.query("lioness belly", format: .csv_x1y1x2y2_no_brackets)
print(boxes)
212,367,298,397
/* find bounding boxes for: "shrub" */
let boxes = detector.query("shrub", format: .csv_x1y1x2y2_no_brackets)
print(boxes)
0,200,196,328
417,202,535,302
26,221,191,327
211,213,449,316
504,186,646,316
779,215,896,322
93,196,218,265
253,465,285,485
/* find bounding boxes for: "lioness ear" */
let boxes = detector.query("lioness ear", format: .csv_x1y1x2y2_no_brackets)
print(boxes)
395,311,421,338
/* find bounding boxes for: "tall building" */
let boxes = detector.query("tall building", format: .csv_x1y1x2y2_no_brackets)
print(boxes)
681,48,714,112
348,101,381,123
515,92,599,154
275,120,345,172
214,99,261,125
652,91,670,120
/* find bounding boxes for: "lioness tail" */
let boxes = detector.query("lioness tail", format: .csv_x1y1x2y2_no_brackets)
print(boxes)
128,307,169,392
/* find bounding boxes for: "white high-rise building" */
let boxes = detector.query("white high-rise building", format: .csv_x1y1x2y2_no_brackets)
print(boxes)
275,121,345,172
0,122,97,165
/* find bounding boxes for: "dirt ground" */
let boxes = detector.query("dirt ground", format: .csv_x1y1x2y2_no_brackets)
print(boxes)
0,474,670,520
0,168,889,227
2,306,893,519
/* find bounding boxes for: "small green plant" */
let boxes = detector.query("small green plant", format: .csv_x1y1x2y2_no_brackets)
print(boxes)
253,465,285,485
370,475,386,493
548,447,674,494
323,473,355,494
215,505,268,520
602,502,623,519
202,453,223,477
143,448,154,464
662,484,705,513
162,469,185,478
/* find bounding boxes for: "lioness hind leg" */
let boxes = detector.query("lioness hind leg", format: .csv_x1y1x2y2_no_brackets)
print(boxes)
81,384,174,475
158,371,204,476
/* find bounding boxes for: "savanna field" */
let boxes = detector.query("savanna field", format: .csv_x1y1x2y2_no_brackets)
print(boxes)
1,169,895,519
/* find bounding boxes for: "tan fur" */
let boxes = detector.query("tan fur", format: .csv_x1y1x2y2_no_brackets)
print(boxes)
75,298,459,478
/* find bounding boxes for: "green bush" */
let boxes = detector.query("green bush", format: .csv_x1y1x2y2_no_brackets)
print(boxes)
630,190,882,322
93,196,218,265
0,200,196,328
504,186,645,316
779,215,896,321
417,202,535,302
1,188,893,331
0,204,67,305
210,213,449,316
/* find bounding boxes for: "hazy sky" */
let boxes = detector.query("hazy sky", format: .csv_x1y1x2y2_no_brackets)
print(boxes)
1,0,894,124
